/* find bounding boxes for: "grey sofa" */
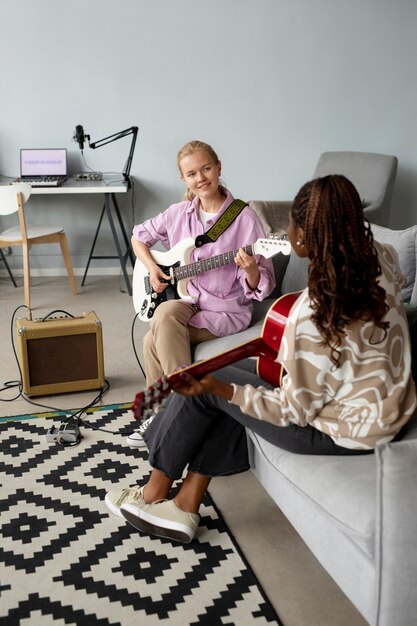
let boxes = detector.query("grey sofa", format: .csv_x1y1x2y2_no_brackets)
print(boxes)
193,201,417,626
313,151,398,226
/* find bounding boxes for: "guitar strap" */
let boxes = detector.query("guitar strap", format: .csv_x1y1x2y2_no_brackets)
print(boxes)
194,199,248,248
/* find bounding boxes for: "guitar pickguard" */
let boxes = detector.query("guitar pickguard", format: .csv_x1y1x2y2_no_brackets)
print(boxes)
139,262,181,321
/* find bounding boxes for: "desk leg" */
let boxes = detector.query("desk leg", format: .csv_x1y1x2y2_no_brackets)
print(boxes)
81,202,106,287
105,194,132,295
111,193,135,268
81,193,133,295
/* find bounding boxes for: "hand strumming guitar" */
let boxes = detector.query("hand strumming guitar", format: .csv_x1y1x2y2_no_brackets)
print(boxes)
148,264,171,293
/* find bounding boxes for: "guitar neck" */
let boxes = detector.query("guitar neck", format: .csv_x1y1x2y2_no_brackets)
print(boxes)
167,336,276,387
173,244,254,282
132,291,300,419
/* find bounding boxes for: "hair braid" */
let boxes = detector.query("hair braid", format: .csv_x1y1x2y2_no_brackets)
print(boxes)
291,175,389,367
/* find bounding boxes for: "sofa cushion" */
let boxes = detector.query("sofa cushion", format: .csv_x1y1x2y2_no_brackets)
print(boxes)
281,253,309,294
370,223,417,304
269,254,291,298
193,317,265,363
247,430,377,558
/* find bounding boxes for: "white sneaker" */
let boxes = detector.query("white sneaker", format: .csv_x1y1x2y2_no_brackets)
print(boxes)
121,499,200,543
126,414,156,448
105,485,145,518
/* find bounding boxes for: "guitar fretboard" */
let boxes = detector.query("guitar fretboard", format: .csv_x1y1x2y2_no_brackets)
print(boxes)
173,244,254,281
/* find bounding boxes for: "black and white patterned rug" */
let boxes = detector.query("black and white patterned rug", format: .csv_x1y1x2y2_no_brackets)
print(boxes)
0,403,282,625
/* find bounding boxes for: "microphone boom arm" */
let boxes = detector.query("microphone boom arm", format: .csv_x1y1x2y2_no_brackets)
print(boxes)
88,126,138,187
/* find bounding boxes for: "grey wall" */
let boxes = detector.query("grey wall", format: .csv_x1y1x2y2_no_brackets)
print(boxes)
1,0,417,273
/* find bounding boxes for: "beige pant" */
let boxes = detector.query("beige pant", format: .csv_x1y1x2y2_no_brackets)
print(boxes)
143,299,218,384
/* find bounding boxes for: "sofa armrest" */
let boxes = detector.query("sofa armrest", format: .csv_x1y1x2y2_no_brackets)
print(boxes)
375,438,417,626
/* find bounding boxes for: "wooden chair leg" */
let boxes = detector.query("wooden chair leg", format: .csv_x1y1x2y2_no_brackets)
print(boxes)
59,233,78,295
22,242,31,308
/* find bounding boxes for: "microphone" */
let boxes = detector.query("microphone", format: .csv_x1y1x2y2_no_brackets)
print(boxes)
74,125,85,151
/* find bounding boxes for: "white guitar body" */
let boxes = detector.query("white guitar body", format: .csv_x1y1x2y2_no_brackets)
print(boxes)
133,238,197,321
133,235,291,323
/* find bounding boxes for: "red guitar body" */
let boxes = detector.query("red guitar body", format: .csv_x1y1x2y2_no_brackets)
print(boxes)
132,291,301,420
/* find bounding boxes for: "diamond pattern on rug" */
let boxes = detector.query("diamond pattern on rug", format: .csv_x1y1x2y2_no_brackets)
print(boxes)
0,406,282,625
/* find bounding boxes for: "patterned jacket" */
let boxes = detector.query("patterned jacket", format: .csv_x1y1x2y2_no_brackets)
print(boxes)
230,242,417,449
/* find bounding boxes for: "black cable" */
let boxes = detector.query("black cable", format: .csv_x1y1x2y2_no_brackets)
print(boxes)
131,311,146,378
0,304,30,401
1,304,143,440
40,309,75,321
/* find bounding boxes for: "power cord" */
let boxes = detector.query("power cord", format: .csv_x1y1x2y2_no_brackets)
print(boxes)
131,311,146,379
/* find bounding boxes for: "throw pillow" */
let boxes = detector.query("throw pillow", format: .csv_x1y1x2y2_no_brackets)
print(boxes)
370,224,417,304
248,200,292,235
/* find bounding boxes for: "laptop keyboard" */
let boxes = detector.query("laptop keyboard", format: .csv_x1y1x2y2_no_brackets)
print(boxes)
13,176,67,187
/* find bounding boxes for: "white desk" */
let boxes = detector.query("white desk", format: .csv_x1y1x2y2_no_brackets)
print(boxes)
24,178,134,294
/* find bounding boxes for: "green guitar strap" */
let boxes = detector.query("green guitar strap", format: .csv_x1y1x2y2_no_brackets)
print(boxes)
194,199,248,248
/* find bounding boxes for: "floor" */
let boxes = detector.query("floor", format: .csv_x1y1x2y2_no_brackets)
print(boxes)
0,272,368,626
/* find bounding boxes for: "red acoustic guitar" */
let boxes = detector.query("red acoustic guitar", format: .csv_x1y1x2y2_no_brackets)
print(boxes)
132,291,301,420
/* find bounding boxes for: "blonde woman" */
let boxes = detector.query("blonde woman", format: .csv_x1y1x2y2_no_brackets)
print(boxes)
128,140,275,447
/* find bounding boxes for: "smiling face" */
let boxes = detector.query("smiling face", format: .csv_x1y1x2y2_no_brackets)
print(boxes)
179,150,221,202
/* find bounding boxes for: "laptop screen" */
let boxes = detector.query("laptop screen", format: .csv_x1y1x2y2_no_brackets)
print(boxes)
20,148,67,177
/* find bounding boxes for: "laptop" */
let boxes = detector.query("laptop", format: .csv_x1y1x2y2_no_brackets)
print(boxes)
16,148,68,187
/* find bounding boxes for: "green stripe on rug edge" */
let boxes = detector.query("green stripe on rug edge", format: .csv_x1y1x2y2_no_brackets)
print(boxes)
0,402,132,423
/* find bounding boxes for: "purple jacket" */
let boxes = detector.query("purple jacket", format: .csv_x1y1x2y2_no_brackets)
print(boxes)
132,189,276,337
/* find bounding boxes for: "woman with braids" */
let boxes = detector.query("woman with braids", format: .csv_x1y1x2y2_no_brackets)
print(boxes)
106,174,416,543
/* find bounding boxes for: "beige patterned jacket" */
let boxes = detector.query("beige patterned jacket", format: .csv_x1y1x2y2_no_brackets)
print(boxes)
231,242,417,449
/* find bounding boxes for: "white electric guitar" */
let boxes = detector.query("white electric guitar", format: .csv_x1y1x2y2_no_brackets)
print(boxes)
132,235,291,322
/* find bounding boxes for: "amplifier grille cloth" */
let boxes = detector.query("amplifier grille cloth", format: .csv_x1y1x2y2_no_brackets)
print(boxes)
27,334,98,386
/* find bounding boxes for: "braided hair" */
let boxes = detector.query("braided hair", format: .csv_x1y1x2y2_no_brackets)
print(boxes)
291,175,389,367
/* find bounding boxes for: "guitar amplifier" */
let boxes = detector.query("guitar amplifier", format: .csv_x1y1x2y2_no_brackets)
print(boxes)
16,311,105,397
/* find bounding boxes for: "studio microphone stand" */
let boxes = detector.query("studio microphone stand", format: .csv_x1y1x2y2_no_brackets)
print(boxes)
88,126,138,189
75,125,139,295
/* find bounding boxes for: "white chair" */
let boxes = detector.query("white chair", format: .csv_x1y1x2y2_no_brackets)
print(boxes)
0,183,77,308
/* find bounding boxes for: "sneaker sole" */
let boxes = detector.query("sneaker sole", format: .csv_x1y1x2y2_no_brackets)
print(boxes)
126,435,148,449
121,505,195,543
104,494,124,519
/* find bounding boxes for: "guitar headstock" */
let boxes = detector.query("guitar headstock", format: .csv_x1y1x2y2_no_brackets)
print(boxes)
132,376,172,420
253,235,291,258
